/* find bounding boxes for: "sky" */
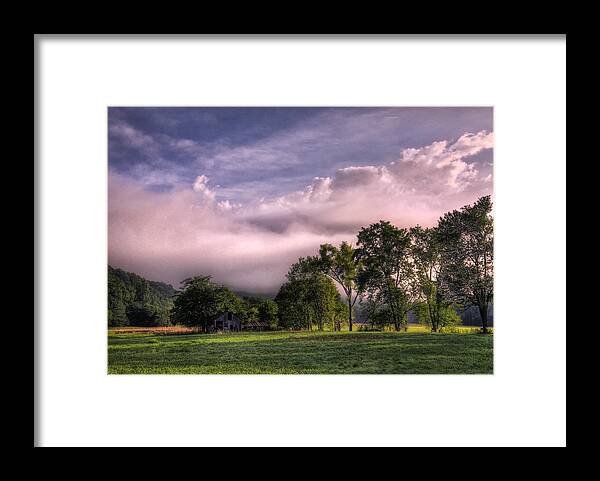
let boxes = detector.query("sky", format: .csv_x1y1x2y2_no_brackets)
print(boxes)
108,107,493,294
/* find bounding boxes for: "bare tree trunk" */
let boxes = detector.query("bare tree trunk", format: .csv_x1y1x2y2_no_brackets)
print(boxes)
428,302,435,332
387,289,399,332
348,296,353,332
479,304,488,334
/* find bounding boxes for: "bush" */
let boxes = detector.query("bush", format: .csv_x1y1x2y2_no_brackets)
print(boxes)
126,303,167,327
413,301,461,332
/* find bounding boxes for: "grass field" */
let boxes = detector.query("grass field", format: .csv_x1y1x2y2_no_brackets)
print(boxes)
108,327,493,374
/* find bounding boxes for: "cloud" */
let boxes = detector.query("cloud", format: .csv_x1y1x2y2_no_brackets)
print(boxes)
108,171,339,293
192,175,216,203
333,166,393,191
109,119,210,188
109,121,160,154
217,199,242,211
395,130,494,190
110,108,493,200
109,130,493,293
245,131,493,233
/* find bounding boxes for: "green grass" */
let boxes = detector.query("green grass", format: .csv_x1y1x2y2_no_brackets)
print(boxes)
107,328,493,374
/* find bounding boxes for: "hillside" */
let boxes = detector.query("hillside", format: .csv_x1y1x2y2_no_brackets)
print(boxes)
108,265,177,327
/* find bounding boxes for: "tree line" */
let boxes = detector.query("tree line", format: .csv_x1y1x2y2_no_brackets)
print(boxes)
274,195,493,333
108,267,278,330
108,196,493,333
108,265,176,327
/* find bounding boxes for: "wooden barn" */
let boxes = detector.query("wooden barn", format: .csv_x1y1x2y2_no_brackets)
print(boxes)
211,311,242,332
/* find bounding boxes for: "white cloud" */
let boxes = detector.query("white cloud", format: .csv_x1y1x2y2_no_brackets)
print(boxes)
217,199,242,211
108,171,337,293
397,130,494,190
108,130,493,293
192,175,216,203
249,130,494,231
109,121,159,153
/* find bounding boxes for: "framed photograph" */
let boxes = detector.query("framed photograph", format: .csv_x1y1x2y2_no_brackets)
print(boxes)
35,34,566,447
107,106,494,375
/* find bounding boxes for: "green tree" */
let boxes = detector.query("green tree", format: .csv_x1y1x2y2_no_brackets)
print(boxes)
355,294,381,329
107,286,128,326
413,300,461,332
275,279,312,330
310,274,340,330
356,221,418,331
276,257,341,331
243,305,260,324
410,225,457,332
437,196,494,333
237,295,267,326
317,242,362,331
126,303,167,327
107,265,175,327
332,297,349,331
170,276,243,331
258,299,279,330
371,304,395,330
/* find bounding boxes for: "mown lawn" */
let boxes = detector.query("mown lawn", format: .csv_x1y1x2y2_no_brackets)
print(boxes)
107,328,493,374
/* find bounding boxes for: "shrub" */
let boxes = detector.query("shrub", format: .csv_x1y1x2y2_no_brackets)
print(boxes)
126,303,167,327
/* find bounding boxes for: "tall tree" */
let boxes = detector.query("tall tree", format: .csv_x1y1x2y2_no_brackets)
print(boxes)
274,279,312,330
332,298,349,331
355,293,381,329
356,221,418,331
317,242,362,331
170,276,243,331
286,257,340,331
437,196,494,333
410,225,457,332
258,299,279,330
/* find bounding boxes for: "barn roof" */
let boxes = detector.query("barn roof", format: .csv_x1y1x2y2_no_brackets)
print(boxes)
245,319,269,327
